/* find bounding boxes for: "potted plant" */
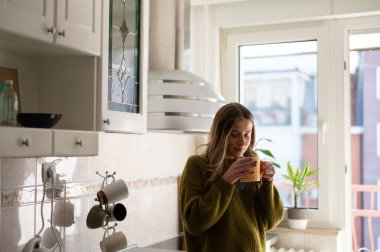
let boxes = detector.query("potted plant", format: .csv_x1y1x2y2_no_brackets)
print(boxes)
282,161,318,229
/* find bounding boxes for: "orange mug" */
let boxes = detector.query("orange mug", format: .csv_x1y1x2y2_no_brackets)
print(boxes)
240,154,261,182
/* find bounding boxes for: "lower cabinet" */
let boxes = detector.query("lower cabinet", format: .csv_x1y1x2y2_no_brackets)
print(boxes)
0,127,98,158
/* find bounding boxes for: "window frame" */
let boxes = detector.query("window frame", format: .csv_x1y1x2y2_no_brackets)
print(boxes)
221,22,332,225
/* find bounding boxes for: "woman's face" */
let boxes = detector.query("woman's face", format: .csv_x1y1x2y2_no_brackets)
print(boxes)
226,119,253,159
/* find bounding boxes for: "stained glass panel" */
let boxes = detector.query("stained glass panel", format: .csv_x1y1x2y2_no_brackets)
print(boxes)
108,0,140,113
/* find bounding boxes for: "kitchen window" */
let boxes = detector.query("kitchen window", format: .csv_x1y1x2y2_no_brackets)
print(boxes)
221,22,331,224
239,40,318,209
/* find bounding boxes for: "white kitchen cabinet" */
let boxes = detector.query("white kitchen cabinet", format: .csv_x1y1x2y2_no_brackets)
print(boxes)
0,126,52,157
98,0,149,133
0,127,99,158
53,129,98,157
0,0,101,55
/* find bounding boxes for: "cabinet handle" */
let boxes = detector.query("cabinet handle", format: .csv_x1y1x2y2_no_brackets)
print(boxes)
21,138,31,147
46,26,56,34
75,139,83,147
58,30,66,37
103,119,111,125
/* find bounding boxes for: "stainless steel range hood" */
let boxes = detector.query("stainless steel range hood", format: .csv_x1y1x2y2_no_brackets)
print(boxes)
148,0,225,133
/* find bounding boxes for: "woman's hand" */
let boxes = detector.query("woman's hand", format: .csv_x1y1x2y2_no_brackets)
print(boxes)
260,160,275,181
222,158,256,185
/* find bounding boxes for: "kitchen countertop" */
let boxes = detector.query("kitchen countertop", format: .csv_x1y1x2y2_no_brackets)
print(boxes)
126,248,183,252
125,233,279,251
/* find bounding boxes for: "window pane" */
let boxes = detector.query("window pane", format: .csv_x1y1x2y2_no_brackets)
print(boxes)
239,40,318,209
349,32,380,250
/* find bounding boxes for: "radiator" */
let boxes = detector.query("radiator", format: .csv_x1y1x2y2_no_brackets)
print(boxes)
270,247,322,252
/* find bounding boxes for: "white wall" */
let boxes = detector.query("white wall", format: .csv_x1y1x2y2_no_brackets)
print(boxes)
190,0,380,89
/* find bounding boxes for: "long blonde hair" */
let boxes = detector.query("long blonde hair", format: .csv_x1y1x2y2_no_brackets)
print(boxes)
205,103,255,185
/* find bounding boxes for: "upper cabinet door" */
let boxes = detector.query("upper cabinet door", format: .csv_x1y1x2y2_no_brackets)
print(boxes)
55,0,101,55
0,0,101,55
0,0,54,42
98,0,149,133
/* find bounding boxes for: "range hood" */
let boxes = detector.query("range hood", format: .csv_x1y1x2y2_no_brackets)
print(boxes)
147,0,225,133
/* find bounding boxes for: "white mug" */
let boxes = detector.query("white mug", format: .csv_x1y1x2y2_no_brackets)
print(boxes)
52,200,75,227
41,226,62,249
97,179,129,205
107,203,127,222
100,231,128,252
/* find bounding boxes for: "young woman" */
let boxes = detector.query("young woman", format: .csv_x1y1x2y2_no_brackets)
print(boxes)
179,102,284,252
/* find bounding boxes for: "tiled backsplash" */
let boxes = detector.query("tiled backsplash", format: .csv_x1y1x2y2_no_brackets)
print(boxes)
0,132,204,252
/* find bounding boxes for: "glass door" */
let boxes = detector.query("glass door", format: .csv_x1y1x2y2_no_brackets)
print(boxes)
349,30,380,252
239,40,318,209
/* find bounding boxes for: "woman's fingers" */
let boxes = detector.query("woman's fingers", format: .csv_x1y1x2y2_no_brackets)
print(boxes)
222,158,256,184
261,162,275,181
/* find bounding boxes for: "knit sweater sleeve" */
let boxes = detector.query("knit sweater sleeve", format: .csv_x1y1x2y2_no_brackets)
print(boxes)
179,155,235,236
255,180,284,232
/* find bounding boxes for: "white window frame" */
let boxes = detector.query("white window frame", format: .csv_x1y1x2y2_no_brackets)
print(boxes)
221,22,334,226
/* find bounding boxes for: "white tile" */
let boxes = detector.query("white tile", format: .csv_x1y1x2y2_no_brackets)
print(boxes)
36,157,91,185
121,187,150,247
147,185,180,245
1,158,36,188
62,197,90,252
1,204,35,252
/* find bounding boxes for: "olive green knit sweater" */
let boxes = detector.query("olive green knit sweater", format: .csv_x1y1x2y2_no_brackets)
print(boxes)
179,155,284,252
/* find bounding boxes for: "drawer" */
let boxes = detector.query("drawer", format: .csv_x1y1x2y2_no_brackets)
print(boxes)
53,129,98,156
0,127,53,157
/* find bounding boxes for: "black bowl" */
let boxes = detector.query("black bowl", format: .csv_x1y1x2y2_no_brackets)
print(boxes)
17,113,62,128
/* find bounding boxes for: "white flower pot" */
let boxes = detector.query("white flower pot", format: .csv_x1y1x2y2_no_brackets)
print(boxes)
288,218,308,229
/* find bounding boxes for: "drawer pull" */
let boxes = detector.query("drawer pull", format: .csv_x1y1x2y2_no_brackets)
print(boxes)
75,139,83,147
46,26,56,34
21,138,31,147
58,30,66,37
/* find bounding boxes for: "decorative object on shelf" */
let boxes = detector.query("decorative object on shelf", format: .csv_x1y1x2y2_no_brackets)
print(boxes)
282,161,319,229
86,171,129,252
17,113,62,128
0,66,21,112
0,79,19,126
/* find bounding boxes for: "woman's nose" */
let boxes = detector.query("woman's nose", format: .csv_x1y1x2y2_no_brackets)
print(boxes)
237,135,245,144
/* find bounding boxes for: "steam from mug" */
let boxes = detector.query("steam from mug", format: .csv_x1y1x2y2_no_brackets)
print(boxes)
97,179,129,205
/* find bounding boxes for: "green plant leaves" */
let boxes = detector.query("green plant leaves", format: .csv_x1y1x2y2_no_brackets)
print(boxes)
282,161,319,208
254,137,280,169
